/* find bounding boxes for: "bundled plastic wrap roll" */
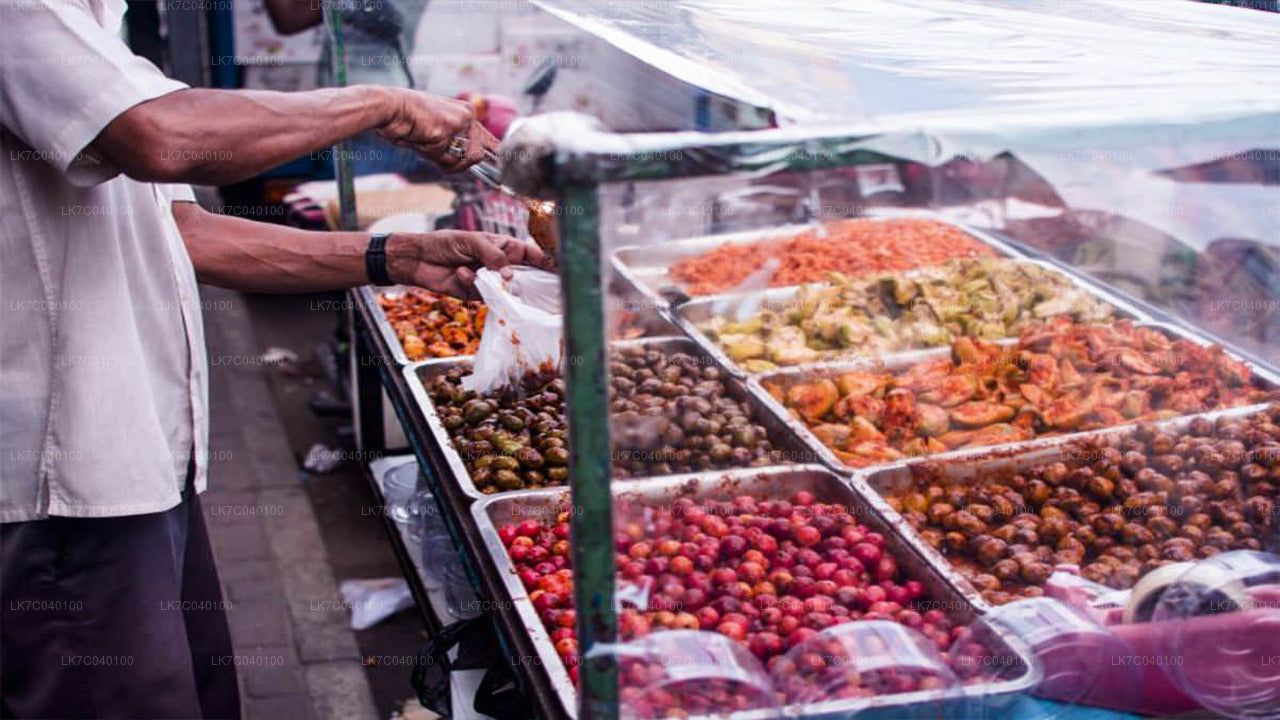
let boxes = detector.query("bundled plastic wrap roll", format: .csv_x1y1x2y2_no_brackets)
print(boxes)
1150,551,1280,719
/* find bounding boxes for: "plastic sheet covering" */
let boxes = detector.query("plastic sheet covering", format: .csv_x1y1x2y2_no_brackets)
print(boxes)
533,0,1280,127
529,0,1280,252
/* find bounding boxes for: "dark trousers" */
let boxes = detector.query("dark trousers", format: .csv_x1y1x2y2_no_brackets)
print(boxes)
0,491,240,719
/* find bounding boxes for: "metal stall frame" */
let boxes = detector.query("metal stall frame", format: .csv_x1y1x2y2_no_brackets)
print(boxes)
349,292,569,719
334,107,1280,717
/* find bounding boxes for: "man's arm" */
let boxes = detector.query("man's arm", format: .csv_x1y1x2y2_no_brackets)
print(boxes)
172,202,544,297
90,85,496,186
0,2,497,188
262,0,323,34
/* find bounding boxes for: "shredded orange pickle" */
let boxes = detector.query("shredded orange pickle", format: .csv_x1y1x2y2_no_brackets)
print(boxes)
670,218,996,295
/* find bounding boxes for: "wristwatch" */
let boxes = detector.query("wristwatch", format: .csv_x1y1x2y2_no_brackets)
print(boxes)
365,232,394,286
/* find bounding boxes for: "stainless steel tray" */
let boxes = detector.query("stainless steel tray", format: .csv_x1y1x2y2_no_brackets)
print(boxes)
746,322,1280,476
363,283,680,367
403,336,823,500
854,403,1278,610
673,258,1155,378
611,215,1030,310
472,466,1042,720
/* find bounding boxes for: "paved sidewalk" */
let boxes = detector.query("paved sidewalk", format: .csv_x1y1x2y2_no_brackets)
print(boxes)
201,285,379,720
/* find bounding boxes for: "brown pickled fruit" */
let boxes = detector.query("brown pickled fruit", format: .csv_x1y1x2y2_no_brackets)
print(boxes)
430,365,570,493
890,405,1280,604
608,345,779,479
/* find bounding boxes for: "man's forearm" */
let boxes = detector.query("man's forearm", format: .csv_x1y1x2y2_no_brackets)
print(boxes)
175,201,541,298
174,201,372,292
95,85,397,185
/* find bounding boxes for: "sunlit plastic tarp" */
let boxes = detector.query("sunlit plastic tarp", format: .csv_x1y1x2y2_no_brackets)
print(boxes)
532,0,1280,251
533,0,1280,128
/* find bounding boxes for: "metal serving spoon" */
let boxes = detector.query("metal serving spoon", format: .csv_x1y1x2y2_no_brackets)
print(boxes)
468,151,559,254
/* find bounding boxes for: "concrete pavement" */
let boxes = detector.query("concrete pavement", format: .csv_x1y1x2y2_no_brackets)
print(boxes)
201,284,379,720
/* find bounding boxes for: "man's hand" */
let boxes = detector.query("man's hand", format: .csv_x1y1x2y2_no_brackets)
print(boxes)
375,89,499,172
386,231,547,298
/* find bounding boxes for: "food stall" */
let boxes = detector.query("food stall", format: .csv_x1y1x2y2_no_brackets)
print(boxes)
335,1,1280,718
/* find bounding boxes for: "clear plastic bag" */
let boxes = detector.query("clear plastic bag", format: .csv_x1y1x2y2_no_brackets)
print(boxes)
609,630,776,719
462,267,563,394
770,620,959,705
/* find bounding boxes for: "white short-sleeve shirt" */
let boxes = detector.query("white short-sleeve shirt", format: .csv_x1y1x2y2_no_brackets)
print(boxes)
0,0,207,521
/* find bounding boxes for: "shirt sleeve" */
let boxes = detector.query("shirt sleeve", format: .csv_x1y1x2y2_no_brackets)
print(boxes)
0,0,189,186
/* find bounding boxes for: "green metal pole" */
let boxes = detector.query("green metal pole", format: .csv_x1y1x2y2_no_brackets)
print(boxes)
322,1,358,232
559,183,619,719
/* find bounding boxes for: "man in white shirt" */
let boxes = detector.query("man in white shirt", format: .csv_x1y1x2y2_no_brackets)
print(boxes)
0,1,544,717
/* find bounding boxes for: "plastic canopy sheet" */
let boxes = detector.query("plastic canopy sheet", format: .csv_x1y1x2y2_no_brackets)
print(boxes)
516,0,1280,361
531,0,1280,242
532,0,1280,128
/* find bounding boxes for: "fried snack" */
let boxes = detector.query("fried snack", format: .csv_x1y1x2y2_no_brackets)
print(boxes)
670,218,997,296
766,319,1279,468
526,200,558,256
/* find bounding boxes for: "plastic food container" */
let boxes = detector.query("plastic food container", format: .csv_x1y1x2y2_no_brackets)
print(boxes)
974,598,1140,715
616,630,776,719
770,620,959,704
381,459,422,527
420,504,481,621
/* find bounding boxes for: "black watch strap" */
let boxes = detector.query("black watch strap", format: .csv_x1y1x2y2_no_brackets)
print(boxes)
365,232,394,286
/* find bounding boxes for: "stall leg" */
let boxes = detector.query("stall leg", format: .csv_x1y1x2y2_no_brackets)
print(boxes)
560,184,619,720
349,293,386,455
